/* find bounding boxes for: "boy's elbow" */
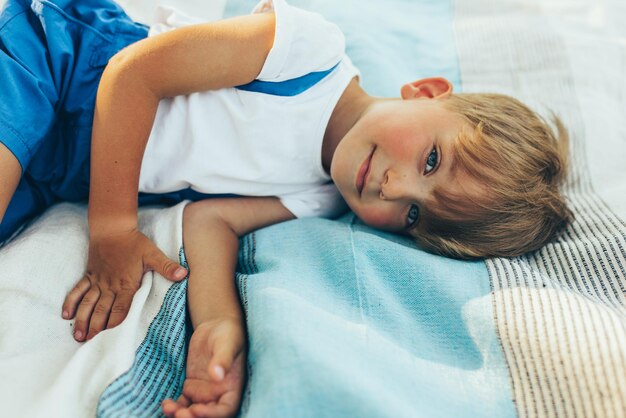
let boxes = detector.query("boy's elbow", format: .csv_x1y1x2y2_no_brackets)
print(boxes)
183,198,293,238
183,201,217,225
183,201,239,236
102,46,158,98
104,47,135,82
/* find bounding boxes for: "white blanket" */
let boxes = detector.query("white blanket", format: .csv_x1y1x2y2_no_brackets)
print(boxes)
0,202,186,417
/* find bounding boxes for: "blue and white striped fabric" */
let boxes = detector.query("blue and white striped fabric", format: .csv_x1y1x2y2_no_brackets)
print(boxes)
96,249,190,418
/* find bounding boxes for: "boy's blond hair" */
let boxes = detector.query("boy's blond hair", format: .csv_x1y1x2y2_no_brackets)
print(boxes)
412,93,573,260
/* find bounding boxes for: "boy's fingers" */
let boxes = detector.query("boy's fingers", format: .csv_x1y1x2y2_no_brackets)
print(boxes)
188,403,223,418
62,277,91,319
216,392,241,418
106,291,134,329
162,399,181,416
189,393,238,418
174,409,194,418
176,394,191,408
73,286,101,341
145,249,187,282
218,390,241,413
208,337,240,382
86,291,114,339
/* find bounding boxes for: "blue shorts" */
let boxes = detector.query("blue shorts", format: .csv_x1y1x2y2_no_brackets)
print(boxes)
0,0,148,242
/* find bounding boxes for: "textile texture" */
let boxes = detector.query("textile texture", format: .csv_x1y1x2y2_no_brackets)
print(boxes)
0,0,624,417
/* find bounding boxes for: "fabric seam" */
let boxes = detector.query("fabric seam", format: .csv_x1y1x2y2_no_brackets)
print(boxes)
0,8,27,33
0,119,31,171
35,0,113,41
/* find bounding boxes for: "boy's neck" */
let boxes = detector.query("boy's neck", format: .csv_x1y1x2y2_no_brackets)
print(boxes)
322,77,376,173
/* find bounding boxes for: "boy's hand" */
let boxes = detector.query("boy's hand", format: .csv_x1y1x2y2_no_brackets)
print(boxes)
162,318,247,418
62,228,188,341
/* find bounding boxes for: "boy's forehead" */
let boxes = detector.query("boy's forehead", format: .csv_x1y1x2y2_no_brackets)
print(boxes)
442,113,473,163
429,166,490,220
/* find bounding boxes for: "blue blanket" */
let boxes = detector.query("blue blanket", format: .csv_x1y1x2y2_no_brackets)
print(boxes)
234,216,515,417
97,215,514,417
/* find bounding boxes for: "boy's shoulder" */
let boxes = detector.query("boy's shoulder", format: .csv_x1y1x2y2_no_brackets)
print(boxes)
251,0,347,82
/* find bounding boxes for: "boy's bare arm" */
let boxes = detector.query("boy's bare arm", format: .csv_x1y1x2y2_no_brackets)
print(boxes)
89,11,276,231
65,11,277,341
183,196,294,328
0,142,21,226
162,197,294,416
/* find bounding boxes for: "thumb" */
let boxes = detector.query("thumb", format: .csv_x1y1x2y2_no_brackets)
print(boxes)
145,249,188,282
208,336,241,382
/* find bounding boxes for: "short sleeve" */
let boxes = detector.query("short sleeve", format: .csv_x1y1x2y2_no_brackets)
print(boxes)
279,183,349,219
0,8,57,172
251,0,346,82
148,5,207,36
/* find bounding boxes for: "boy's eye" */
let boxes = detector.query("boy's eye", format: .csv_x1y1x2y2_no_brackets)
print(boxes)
425,147,438,173
407,204,420,227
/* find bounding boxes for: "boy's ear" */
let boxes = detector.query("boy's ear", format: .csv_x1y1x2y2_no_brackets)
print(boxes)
400,77,453,100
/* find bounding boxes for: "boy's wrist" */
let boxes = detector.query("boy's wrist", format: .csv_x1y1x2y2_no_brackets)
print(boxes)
194,314,245,332
88,212,138,237
87,187,140,236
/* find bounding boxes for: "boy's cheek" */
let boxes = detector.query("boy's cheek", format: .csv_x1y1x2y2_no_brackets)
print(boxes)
356,206,397,231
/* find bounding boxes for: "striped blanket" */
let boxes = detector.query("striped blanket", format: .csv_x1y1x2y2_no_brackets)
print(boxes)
453,1,626,415
1,0,624,417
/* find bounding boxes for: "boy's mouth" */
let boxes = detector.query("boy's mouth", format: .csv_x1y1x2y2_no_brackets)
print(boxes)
356,146,376,195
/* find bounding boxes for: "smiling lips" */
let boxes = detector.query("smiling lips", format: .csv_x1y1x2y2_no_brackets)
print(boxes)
356,146,375,195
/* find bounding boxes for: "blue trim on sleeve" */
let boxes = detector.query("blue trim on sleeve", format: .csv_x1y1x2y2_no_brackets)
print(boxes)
235,63,339,96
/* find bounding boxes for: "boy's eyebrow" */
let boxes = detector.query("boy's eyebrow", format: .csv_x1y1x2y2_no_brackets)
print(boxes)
442,138,458,179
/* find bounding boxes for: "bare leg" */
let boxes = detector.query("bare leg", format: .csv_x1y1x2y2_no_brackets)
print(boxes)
0,141,22,225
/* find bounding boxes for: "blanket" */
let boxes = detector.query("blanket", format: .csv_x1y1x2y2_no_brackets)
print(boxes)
1,0,625,417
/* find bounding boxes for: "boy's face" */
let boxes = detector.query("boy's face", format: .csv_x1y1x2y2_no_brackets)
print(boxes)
330,98,474,234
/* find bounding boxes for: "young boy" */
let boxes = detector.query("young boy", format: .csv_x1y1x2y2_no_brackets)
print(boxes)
0,0,572,416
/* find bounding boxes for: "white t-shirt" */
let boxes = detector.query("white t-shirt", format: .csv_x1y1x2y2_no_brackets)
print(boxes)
138,0,360,218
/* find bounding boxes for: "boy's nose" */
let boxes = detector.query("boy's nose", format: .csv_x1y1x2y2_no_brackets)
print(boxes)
379,169,411,201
